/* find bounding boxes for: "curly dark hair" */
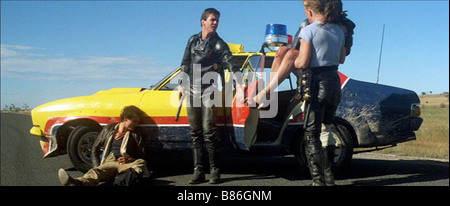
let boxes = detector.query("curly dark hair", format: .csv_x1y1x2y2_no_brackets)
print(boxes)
303,0,343,24
120,105,145,122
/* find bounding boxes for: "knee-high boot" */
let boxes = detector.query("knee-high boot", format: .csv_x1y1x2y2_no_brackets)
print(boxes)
206,141,221,184
323,146,335,186
305,136,326,186
189,144,205,184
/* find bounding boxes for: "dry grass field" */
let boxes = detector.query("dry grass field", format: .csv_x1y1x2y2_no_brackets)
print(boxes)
420,94,449,108
374,94,449,160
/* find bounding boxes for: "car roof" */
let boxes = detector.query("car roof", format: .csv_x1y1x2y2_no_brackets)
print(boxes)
228,43,276,57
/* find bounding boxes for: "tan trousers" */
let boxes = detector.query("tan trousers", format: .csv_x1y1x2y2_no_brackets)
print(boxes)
76,153,146,186
320,124,336,147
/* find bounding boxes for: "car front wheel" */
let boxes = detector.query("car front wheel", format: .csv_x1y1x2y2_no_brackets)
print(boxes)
67,125,99,173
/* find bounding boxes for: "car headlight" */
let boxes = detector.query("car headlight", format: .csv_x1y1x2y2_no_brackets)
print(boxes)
411,104,421,117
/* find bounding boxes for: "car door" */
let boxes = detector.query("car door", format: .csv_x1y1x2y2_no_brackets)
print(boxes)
228,54,300,150
226,54,265,150
138,69,193,150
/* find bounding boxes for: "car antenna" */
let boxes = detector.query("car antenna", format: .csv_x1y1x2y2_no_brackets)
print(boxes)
376,24,385,84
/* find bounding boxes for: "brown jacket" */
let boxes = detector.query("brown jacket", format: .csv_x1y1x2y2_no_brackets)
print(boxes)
91,123,145,167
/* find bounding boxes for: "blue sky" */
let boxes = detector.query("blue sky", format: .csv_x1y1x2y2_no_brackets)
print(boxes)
1,0,449,109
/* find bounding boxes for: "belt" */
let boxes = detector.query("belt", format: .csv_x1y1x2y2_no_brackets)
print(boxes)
310,65,338,74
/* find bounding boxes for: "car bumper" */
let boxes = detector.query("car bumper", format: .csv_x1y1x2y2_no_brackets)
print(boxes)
30,125,57,158
30,125,43,137
411,117,423,131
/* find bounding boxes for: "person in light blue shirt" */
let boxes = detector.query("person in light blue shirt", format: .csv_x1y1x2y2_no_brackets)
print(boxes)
299,21,345,68
294,0,346,186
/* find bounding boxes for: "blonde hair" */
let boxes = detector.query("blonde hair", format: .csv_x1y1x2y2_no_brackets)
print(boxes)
303,0,343,24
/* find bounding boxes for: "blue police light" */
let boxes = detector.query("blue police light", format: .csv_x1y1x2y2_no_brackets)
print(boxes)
264,24,288,47
266,24,287,35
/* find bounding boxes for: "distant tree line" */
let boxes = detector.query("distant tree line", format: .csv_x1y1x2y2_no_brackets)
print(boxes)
421,91,449,96
2,104,31,111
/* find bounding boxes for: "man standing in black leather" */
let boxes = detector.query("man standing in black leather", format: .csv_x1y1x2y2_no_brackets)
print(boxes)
177,8,242,184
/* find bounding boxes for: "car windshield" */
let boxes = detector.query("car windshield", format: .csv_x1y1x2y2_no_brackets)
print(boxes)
149,68,180,90
150,54,284,91
151,55,249,90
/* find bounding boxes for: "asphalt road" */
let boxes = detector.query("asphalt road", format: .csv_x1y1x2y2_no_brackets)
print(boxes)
1,112,448,187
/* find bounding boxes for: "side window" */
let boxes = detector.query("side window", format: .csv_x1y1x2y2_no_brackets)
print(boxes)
261,56,295,92
243,55,262,86
276,72,296,92
261,67,294,92
240,55,295,92
248,55,261,72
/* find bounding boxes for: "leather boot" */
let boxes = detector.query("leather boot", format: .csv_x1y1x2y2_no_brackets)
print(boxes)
323,146,335,186
209,168,220,184
207,141,221,184
208,151,221,184
189,145,205,184
305,137,326,186
189,167,205,184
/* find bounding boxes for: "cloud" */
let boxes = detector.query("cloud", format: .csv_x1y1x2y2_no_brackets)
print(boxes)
0,44,174,81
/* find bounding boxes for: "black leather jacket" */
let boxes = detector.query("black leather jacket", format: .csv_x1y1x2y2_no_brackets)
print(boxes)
179,32,235,92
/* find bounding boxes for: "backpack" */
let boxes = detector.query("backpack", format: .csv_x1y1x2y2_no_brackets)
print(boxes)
340,12,356,56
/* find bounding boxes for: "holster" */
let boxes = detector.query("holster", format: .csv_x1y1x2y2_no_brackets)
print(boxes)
294,68,312,102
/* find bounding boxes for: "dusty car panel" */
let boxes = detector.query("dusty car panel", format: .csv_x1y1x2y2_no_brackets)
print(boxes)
336,78,422,147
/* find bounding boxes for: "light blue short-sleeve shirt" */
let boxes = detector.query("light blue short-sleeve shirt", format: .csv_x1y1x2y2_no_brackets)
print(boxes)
299,21,345,68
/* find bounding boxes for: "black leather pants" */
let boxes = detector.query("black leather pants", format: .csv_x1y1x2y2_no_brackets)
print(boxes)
304,69,341,185
187,92,220,171
304,69,341,139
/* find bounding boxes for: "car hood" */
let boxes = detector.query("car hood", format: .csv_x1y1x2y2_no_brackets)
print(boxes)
92,88,146,95
31,88,146,128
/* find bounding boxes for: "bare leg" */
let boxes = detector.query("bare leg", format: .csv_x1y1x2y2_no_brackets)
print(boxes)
248,46,289,106
270,46,291,74
254,48,299,107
